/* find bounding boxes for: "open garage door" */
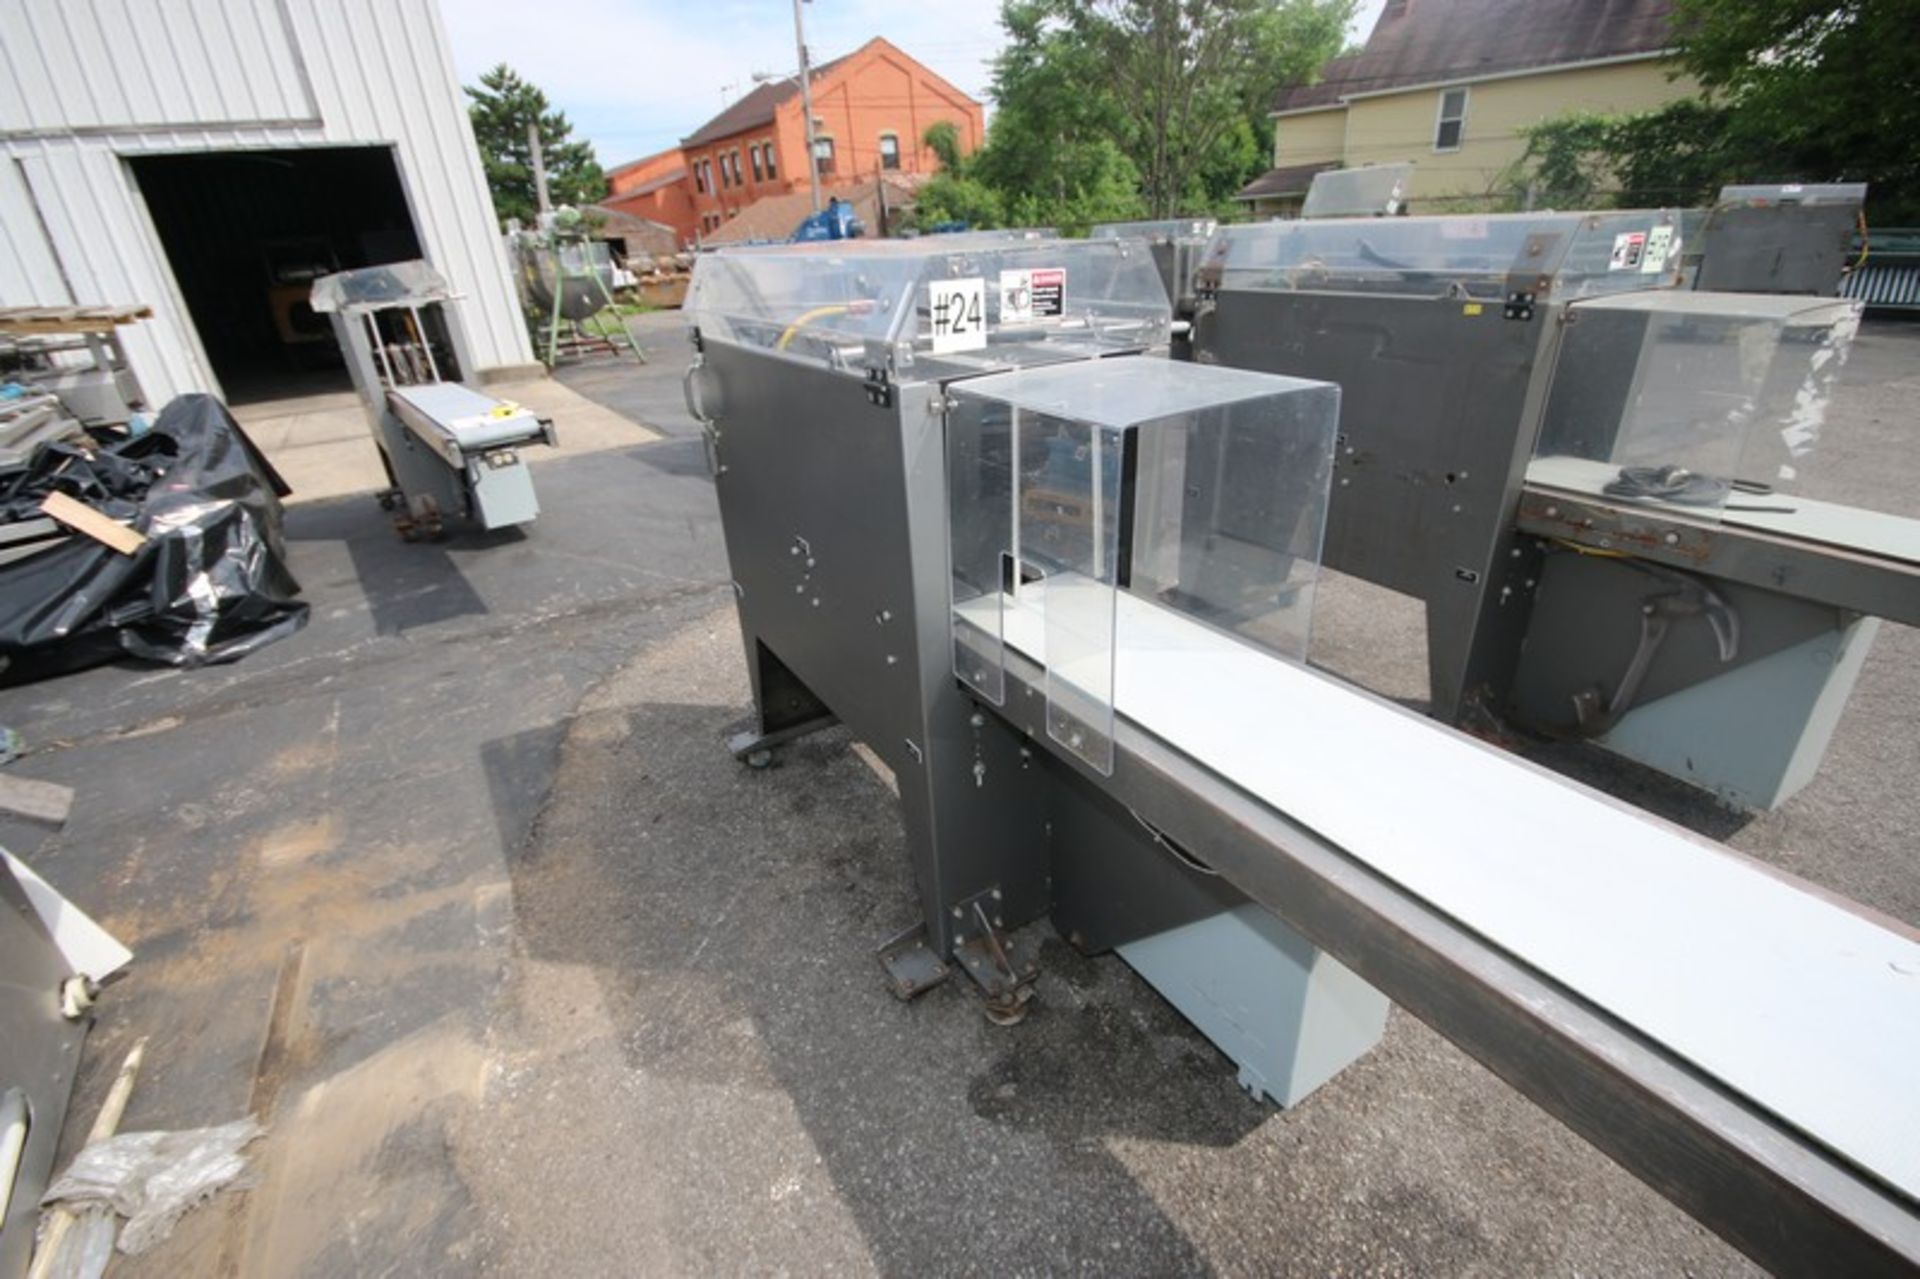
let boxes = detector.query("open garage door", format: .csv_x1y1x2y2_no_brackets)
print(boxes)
130,146,423,404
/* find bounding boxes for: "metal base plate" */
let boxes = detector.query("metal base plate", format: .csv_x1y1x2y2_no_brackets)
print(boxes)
877,923,950,999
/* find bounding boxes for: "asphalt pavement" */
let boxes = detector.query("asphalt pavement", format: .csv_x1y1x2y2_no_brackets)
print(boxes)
0,309,1912,1275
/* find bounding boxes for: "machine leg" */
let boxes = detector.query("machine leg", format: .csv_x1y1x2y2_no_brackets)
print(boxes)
725,714,838,768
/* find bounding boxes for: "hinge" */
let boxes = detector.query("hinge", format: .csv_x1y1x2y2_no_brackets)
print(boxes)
863,366,894,408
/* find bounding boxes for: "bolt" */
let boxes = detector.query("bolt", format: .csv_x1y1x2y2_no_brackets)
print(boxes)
970,711,985,728
882,609,893,621
794,584,805,594
1510,547,1522,558
953,906,963,918
886,654,898,665
994,916,1004,927
991,888,1002,901
806,558,816,568
1545,505,1559,518
789,545,799,556
1338,477,1350,487
972,760,986,788
1663,531,1679,545
1451,503,1462,514
811,597,821,607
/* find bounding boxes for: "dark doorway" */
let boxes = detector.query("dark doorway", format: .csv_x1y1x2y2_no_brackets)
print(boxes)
130,146,423,404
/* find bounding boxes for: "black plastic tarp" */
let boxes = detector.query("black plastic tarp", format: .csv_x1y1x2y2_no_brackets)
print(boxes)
0,394,307,685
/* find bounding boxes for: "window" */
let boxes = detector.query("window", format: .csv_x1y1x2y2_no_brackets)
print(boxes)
730,150,742,184
813,136,835,176
763,142,776,179
879,133,900,170
1434,87,1468,151
694,160,707,195
750,145,763,182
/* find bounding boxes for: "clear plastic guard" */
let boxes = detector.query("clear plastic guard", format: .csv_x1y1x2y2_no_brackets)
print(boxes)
1026,418,1126,774
1201,210,1687,301
947,359,1340,777
684,237,1170,377
947,393,1013,703
309,260,453,312
1301,164,1411,219
1531,291,1863,521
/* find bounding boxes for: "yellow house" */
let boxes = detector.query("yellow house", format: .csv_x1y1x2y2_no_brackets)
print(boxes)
1239,0,1696,215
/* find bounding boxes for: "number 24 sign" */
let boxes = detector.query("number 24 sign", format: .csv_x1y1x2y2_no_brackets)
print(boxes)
929,277,986,353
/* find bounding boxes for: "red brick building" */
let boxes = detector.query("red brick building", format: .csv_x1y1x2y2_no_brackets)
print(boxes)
605,37,984,246
602,147,700,247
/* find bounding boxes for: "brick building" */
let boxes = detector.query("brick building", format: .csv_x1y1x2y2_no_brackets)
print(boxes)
603,148,700,246
606,37,983,246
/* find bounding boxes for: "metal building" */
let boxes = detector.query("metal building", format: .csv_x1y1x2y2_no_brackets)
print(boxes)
0,0,535,407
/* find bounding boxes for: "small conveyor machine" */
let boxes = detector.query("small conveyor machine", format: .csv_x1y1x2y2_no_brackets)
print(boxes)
682,236,1919,1274
311,262,553,539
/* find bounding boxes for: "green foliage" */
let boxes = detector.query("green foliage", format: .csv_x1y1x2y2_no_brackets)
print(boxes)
915,0,1342,232
1512,99,1738,210
465,65,606,227
922,121,964,172
1672,0,1920,218
914,173,1007,230
1512,0,1920,219
1061,0,1353,216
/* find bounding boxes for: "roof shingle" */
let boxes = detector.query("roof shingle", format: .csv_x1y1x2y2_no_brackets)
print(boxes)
1274,0,1678,113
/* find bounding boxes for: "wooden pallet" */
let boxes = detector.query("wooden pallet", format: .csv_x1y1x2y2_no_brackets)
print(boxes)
0,305,153,335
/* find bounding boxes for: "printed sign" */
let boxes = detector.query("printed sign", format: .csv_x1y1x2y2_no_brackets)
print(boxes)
929,277,987,353
1641,224,1676,274
998,267,1065,324
1609,230,1649,271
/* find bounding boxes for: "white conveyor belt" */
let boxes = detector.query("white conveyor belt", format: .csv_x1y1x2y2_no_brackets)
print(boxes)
958,581,1920,1198
1526,455,1920,566
387,383,546,452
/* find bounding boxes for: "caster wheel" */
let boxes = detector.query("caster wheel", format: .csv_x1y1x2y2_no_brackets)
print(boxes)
744,749,774,770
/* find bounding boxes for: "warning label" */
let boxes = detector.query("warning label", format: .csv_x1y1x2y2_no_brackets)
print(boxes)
999,268,1065,324
1641,224,1676,274
1609,230,1649,271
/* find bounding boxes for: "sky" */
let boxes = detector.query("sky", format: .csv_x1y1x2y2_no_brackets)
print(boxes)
442,0,1390,170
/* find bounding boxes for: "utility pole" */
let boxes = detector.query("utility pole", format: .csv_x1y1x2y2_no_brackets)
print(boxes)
792,0,820,212
528,121,551,216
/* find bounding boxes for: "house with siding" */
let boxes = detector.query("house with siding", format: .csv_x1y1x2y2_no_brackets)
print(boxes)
1239,0,1693,216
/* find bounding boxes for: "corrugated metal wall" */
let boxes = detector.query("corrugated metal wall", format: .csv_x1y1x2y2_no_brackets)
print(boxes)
0,0,533,404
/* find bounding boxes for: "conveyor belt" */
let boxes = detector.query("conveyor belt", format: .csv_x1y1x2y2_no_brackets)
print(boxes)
1525,455,1920,567
959,581,1920,1202
386,383,547,455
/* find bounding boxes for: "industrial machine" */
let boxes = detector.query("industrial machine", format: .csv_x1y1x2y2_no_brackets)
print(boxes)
683,237,1919,1274
311,261,553,539
508,207,637,367
1188,210,1914,810
1693,181,1867,295
0,305,151,431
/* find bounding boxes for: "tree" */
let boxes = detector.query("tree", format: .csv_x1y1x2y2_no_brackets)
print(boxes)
1511,100,1740,210
1510,0,1920,219
1052,0,1352,216
465,65,606,227
1672,0,1920,218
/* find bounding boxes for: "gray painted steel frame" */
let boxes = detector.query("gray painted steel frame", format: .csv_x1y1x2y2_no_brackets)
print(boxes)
1192,290,1557,719
985,644,1920,1277
701,341,1052,956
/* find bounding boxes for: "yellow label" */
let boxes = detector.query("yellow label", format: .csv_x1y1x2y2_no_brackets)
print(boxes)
1462,302,1484,316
